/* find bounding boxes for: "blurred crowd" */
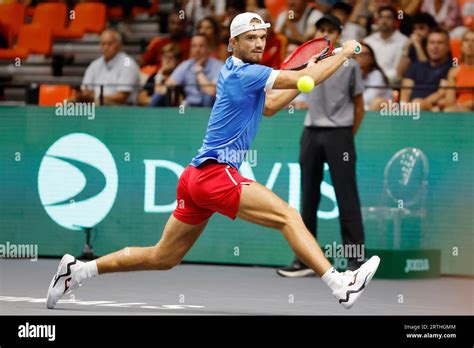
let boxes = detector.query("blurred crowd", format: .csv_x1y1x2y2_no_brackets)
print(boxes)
9,0,473,111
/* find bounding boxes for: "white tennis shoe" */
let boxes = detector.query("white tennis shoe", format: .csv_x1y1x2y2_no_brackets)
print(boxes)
333,255,380,309
46,254,83,309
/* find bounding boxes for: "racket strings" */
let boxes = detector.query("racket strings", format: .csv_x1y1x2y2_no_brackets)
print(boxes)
281,40,330,70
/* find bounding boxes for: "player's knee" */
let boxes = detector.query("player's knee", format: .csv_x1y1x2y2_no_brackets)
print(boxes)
288,207,301,222
279,207,301,231
160,258,180,270
157,256,181,270
150,247,181,270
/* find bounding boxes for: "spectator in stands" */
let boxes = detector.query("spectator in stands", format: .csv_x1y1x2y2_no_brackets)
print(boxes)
345,0,371,36
218,1,245,50
458,0,474,30
256,9,286,69
397,12,438,78
316,0,340,13
104,0,152,34
185,0,226,31
245,0,261,12
438,28,474,112
365,0,399,34
365,0,423,36
139,13,190,68
331,1,366,43
355,43,392,110
421,0,461,32
274,0,323,47
449,0,474,39
138,43,182,107
356,1,423,25
364,6,409,83
166,34,223,107
196,16,228,61
400,0,423,16
75,29,140,105
367,0,422,19
400,28,452,110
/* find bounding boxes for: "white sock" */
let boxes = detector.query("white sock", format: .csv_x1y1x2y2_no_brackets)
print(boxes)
76,261,98,283
321,267,343,293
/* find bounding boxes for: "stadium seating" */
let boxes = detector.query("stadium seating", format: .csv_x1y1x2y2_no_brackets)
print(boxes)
32,3,68,39
38,84,72,106
0,24,52,60
0,2,26,47
264,0,286,20
108,0,159,20
55,2,106,39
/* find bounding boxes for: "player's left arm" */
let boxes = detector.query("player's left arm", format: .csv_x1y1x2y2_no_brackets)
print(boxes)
263,54,320,116
242,64,300,116
264,88,300,116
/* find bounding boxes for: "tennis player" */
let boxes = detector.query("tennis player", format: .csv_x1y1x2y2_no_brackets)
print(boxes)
47,12,380,310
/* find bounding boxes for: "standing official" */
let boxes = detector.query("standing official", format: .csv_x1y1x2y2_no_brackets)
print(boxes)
278,14,366,277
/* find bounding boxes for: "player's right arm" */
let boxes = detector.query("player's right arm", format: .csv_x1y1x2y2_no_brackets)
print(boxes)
272,40,360,90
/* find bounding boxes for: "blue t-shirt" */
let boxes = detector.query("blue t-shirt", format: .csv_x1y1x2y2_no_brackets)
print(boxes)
404,60,451,99
191,56,273,169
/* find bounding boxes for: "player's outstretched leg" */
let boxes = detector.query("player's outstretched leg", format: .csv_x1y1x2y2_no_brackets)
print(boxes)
46,216,208,309
238,181,379,309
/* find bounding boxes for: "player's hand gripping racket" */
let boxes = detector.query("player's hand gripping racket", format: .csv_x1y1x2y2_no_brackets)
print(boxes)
280,37,362,70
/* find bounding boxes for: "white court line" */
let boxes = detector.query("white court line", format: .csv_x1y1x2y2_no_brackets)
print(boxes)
141,305,205,309
74,301,116,306
161,305,205,309
99,302,147,307
0,295,206,310
0,296,35,301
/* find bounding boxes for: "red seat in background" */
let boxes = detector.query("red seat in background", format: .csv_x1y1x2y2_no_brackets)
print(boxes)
0,23,52,60
32,3,68,39
0,2,26,47
39,84,73,106
55,2,106,39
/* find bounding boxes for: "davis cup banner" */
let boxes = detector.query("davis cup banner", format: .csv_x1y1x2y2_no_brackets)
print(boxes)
0,106,472,276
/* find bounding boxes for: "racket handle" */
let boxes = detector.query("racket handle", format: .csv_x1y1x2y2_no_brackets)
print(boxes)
354,43,362,54
332,42,362,55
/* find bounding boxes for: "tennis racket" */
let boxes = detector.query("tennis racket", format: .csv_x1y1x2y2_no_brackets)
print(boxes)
281,37,362,70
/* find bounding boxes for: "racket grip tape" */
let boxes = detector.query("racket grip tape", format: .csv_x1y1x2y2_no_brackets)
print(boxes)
354,43,362,54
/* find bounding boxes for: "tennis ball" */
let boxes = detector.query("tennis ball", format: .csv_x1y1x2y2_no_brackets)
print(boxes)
297,75,315,93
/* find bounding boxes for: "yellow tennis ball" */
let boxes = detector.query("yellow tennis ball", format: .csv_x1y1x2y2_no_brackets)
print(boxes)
297,75,315,93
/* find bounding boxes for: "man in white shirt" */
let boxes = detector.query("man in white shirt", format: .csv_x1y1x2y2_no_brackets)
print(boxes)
364,6,409,83
274,0,323,45
79,29,140,105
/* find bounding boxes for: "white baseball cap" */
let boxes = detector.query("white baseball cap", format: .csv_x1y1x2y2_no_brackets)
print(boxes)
228,12,271,52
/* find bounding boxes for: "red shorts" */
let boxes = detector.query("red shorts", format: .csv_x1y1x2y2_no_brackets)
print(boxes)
172,160,253,225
